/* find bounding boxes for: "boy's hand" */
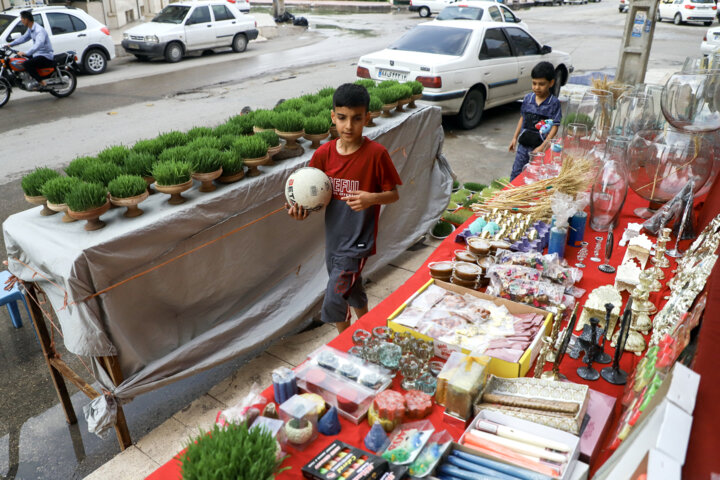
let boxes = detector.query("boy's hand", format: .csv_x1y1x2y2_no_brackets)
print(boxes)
509,138,517,152
285,202,308,220
342,191,374,212
532,145,545,154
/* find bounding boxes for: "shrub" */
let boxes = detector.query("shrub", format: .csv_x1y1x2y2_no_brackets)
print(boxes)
255,130,280,148
317,86,335,97
300,102,325,118
463,182,487,192
66,181,108,212
368,95,383,112
355,79,376,89
274,98,306,112
123,152,155,177
133,138,165,157
220,151,244,175
189,148,224,173
186,126,213,140
378,80,400,89
152,160,193,186
158,146,191,164
432,220,453,238
108,175,148,198
233,135,268,159
317,95,334,110
304,115,331,135
97,145,131,165
157,131,189,149
405,80,424,95
227,114,255,135
41,176,81,204
187,136,224,151
273,111,305,132
252,110,277,130
65,156,98,178
80,162,123,186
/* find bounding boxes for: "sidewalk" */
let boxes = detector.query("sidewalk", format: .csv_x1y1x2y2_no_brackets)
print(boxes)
83,237,442,479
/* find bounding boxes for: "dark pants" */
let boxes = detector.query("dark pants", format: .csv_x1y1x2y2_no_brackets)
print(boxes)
510,144,532,181
322,255,368,324
23,55,54,82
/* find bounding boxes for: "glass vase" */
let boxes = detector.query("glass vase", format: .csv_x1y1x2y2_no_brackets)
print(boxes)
661,72,720,133
612,92,656,138
570,89,614,143
590,136,630,232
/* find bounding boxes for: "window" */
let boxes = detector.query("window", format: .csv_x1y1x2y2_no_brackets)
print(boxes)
5,14,44,42
479,28,512,59
488,6,503,21
47,13,78,35
153,5,190,24
389,26,472,56
188,6,211,24
501,6,517,23
212,5,234,21
505,27,540,56
436,6,483,20
69,15,86,32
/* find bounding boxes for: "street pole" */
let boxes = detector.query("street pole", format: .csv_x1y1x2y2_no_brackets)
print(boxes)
272,0,285,18
616,0,661,85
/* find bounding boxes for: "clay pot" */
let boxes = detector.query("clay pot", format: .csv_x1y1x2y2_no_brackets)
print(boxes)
24,194,57,216
304,132,329,149
68,200,111,231
275,129,304,151
408,93,422,109
109,190,150,218
396,97,411,112
46,201,76,223
244,154,270,177
217,169,245,184
192,168,223,193
253,125,268,134
367,111,381,127
265,141,284,166
381,102,398,117
154,179,194,205
329,125,339,139
143,176,156,195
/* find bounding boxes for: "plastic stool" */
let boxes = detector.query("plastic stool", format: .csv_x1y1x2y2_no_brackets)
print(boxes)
0,270,31,328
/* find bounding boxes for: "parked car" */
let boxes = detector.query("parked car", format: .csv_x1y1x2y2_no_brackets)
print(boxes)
0,6,115,74
657,0,716,25
356,21,573,129
701,25,720,55
435,1,529,29
121,1,258,62
619,0,629,12
227,0,251,13
409,0,460,18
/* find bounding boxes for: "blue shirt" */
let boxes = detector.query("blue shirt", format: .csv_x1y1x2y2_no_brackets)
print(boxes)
520,92,562,133
10,22,54,60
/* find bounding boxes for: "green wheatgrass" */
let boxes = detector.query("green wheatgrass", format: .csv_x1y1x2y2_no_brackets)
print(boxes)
108,175,148,198
152,160,193,186
41,176,81,204
65,181,108,212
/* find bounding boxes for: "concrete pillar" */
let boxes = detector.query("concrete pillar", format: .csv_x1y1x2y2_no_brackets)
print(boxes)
616,0,661,85
272,0,285,18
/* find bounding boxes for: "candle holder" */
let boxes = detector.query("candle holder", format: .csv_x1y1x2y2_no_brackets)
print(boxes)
534,337,552,378
545,304,569,363
666,195,692,258
598,227,616,273
590,236,603,262
651,227,672,269
576,241,589,268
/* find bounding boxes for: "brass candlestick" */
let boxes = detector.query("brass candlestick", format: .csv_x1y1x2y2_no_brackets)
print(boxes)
546,304,569,363
651,227,671,269
534,337,552,378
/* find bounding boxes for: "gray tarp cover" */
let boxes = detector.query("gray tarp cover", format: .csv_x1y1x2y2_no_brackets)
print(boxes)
4,106,452,434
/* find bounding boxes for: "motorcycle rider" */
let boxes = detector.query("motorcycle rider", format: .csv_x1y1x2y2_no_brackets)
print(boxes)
9,11,54,90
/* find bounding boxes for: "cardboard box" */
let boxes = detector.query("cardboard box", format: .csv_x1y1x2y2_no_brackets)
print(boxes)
387,279,552,378
302,440,389,480
578,388,616,464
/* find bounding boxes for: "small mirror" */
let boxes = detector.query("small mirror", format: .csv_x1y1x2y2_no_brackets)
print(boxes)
185,19,194,25
9,32,20,40
515,17,522,22
540,45,552,54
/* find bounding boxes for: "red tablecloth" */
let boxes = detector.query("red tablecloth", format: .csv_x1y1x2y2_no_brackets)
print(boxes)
147,184,716,480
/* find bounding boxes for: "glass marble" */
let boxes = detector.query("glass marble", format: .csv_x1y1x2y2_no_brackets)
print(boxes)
416,372,437,395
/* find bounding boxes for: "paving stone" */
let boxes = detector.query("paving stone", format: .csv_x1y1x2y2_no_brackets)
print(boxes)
365,265,414,300
173,394,226,434
83,446,159,480
266,324,338,366
207,353,292,407
135,417,195,466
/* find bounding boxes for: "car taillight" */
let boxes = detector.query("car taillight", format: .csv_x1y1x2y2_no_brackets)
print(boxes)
713,5,717,9
416,76,442,88
228,0,236,3
684,4,695,9
74,56,78,62
101,26,110,35
357,66,370,78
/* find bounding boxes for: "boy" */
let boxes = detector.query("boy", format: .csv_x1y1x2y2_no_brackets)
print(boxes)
508,61,562,181
287,83,402,334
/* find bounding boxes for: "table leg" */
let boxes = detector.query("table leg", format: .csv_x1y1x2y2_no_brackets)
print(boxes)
24,282,77,425
100,356,132,450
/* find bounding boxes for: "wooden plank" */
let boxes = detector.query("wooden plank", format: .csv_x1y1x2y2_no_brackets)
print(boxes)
48,357,100,400
100,356,133,450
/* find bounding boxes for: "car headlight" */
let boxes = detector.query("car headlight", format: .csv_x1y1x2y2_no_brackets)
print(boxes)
123,32,129,39
145,35,159,44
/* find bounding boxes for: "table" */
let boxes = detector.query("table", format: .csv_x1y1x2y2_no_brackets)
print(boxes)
4,106,452,447
149,181,719,479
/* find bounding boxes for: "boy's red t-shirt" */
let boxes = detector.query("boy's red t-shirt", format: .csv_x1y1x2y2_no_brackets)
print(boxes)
309,137,402,257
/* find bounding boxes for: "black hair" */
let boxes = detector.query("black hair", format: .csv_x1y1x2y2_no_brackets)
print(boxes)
20,10,33,21
332,83,370,112
531,61,555,82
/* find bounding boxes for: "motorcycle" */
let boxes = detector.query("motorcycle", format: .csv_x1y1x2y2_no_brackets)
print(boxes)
0,46,78,108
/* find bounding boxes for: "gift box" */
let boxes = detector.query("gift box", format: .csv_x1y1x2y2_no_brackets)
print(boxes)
444,355,490,420
279,394,319,451
302,440,389,480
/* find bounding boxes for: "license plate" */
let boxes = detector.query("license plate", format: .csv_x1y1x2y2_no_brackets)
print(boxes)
378,69,407,81
129,43,139,49
699,6,709,9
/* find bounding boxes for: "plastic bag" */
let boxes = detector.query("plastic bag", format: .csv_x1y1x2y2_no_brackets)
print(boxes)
217,382,267,427
486,276,565,309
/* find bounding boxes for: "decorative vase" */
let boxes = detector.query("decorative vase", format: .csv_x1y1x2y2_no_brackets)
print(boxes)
154,179,194,205
46,202,76,223
109,190,150,218
192,168,223,193
661,71,720,133
408,93,422,109
24,194,57,216
275,130,304,152
381,102,398,117
217,169,245,184
367,111,381,127
396,97,411,112
304,132,329,149
265,142,284,166
590,136,630,231
329,125,339,140
244,154,270,177
68,200,111,231
142,176,156,195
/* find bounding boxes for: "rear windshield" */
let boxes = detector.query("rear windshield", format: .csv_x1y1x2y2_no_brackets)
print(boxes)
389,26,472,56
0,14,15,33
153,5,190,23
437,6,484,20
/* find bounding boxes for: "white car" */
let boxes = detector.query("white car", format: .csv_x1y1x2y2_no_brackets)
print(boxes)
657,0,716,25
356,21,573,129
435,1,528,30
0,6,115,74
409,0,460,18
701,25,720,55
121,1,258,63
619,0,629,12
227,0,251,13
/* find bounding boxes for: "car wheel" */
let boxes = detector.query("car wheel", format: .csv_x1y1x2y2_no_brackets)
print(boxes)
458,89,485,130
419,6,431,17
553,68,564,97
705,20,713,26
232,33,248,53
82,48,107,75
134,54,150,62
674,12,683,24
164,42,184,63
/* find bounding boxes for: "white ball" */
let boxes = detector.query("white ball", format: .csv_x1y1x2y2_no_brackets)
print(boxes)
285,167,333,212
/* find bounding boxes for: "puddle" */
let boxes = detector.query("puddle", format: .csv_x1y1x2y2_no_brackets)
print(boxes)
312,23,375,37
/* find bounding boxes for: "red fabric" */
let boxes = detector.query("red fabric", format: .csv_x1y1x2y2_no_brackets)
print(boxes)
147,181,718,480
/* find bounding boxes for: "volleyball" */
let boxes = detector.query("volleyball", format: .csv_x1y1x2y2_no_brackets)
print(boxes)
285,167,333,211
